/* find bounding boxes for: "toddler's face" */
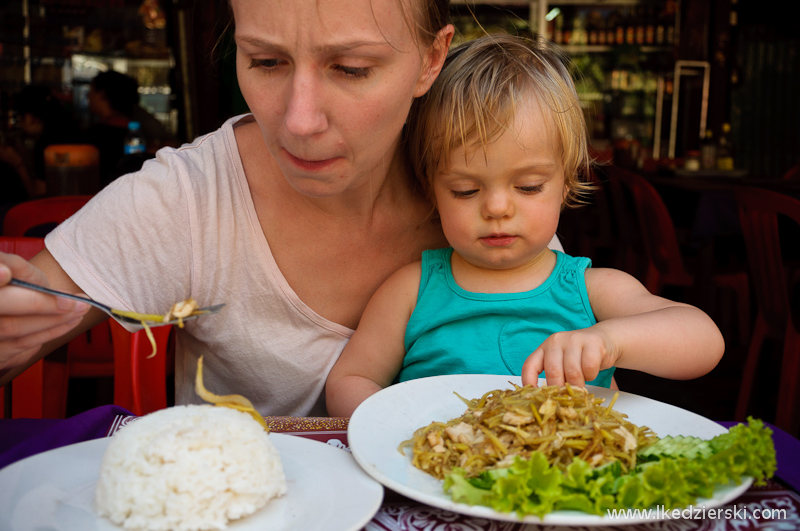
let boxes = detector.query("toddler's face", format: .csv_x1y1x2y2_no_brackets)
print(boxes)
433,100,566,271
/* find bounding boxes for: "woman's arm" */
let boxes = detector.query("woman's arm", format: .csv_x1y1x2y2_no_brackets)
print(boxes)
0,249,105,387
325,262,421,417
521,267,724,386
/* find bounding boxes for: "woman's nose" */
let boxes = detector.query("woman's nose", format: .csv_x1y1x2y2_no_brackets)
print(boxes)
284,70,328,137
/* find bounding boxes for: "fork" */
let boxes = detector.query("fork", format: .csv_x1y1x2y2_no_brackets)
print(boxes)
9,278,225,328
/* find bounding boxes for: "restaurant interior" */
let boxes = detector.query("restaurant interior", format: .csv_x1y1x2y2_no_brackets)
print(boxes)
0,0,798,439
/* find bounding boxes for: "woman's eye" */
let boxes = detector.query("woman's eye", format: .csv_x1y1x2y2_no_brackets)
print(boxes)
451,189,478,199
517,184,544,194
248,58,281,70
333,65,371,79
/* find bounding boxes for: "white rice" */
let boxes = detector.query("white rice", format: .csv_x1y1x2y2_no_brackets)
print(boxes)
95,405,286,531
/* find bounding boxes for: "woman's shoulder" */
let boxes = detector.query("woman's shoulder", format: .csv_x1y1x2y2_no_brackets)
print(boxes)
130,114,250,183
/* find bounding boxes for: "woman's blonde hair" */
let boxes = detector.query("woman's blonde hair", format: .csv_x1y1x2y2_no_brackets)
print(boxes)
406,32,594,207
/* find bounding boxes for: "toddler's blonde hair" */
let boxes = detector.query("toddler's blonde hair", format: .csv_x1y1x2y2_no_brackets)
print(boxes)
406,32,594,207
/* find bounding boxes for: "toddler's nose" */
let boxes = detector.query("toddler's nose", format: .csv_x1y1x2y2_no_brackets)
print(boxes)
482,191,514,219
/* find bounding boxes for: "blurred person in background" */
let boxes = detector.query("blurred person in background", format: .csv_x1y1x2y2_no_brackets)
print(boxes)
0,85,79,200
84,70,173,184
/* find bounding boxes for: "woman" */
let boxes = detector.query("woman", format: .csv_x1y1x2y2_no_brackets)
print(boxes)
0,0,560,416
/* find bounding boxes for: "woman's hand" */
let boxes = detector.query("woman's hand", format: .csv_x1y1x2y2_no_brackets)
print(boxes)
520,327,619,387
0,252,90,375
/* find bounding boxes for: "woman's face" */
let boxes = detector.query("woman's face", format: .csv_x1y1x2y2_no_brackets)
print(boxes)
232,0,452,198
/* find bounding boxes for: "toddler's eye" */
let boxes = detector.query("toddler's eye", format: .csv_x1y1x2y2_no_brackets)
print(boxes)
518,184,544,194
450,189,478,199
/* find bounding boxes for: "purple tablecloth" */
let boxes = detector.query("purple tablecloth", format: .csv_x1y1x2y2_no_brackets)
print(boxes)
1,407,799,531
0,405,133,470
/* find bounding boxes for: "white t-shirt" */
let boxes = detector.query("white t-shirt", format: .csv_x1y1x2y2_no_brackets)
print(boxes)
46,114,353,416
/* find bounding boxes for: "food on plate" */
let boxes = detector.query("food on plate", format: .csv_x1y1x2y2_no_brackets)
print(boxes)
402,383,776,518
402,383,657,480
95,357,282,530
94,405,286,531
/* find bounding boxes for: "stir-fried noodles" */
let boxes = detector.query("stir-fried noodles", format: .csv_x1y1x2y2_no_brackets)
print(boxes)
401,383,658,480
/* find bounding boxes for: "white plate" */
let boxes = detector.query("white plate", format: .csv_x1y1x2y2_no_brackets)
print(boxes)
348,374,752,526
0,433,383,531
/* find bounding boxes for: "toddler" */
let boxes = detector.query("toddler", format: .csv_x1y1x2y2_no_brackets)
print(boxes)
325,33,724,417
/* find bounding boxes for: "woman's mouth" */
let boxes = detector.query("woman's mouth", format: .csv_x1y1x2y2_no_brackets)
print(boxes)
284,150,339,171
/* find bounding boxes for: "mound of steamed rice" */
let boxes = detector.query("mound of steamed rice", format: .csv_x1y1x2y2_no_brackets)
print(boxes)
95,405,286,531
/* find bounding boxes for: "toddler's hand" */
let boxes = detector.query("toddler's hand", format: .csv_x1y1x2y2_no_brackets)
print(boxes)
520,328,619,387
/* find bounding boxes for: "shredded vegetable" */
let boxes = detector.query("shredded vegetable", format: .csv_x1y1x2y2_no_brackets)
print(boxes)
401,383,658,480
195,355,270,431
113,298,203,358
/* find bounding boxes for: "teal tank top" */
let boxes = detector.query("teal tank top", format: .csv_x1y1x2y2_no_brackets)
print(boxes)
400,248,614,387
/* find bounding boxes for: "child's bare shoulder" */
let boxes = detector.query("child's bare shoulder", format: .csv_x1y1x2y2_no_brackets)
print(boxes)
374,261,423,297
584,267,650,298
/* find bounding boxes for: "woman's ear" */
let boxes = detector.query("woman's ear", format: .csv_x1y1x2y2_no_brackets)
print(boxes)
414,24,454,98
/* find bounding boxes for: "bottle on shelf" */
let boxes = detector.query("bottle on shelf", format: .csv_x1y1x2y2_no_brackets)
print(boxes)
609,8,625,46
700,129,717,170
587,10,601,46
597,11,608,46
553,9,565,44
634,6,645,45
562,7,574,45
571,11,587,45
664,0,677,45
684,150,701,171
624,7,636,45
123,121,147,155
605,10,617,46
716,123,735,171
645,5,656,45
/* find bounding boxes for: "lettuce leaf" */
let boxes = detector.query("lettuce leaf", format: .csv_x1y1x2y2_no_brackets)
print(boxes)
442,417,775,519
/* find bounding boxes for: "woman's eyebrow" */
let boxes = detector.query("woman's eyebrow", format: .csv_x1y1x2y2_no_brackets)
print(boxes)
235,35,390,54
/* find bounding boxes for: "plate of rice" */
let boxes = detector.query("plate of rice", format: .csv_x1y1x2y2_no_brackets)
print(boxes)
0,405,383,531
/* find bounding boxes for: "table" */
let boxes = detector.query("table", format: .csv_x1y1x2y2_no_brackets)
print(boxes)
2,405,799,530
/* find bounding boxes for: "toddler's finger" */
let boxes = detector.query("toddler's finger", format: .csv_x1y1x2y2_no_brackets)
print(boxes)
543,348,566,387
562,344,588,387
521,348,544,386
581,350,601,382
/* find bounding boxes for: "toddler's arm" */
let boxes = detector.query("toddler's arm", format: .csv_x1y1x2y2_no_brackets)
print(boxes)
521,267,724,387
325,262,421,417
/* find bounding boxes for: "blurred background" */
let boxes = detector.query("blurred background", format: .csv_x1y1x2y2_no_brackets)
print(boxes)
1,0,798,429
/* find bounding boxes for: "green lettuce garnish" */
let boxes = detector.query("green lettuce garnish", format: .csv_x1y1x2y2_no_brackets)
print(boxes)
442,417,776,519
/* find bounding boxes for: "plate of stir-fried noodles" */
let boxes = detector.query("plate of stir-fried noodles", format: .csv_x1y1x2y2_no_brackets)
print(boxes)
348,374,760,525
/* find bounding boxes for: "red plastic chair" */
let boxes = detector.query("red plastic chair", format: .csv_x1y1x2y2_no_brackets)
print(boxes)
782,164,799,181
601,166,751,344
602,165,696,293
734,187,800,435
2,195,93,236
0,237,68,418
3,196,112,378
109,320,173,416
2,196,117,417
